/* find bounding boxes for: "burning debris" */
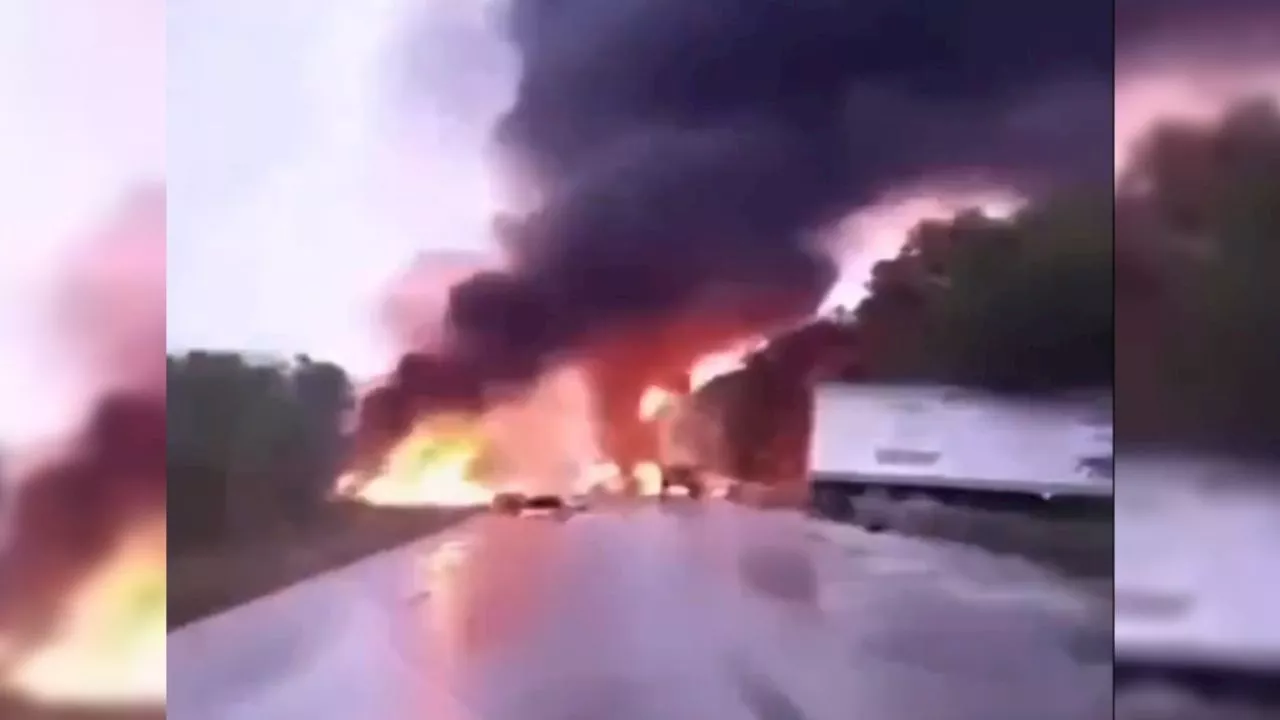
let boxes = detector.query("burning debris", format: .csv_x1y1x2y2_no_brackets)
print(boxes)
0,187,165,709
337,369,690,508
336,415,492,508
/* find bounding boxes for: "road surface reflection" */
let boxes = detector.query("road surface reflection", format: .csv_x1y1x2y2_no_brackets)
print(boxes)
168,502,1113,720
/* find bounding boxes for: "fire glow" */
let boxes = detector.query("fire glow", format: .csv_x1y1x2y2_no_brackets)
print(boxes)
0,189,165,709
338,415,494,508
638,385,678,422
3,516,166,706
339,376,689,507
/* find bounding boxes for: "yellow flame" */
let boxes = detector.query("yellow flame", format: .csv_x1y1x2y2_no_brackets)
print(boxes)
583,460,664,497
5,515,166,707
634,461,663,496
343,417,496,507
637,386,677,422
345,378,688,509
689,340,762,389
583,461,624,489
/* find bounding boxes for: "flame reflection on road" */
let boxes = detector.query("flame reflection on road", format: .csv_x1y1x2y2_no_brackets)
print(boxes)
403,505,1111,720
167,502,1112,720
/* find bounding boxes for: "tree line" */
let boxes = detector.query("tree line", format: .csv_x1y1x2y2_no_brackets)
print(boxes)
706,98,1279,478
167,352,354,555
1114,99,1280,458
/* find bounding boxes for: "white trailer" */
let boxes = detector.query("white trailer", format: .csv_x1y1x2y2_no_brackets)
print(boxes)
807,383,1112,523
1115,453,1280,682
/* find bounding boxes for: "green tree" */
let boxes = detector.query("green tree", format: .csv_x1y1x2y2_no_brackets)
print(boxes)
933,191,1114,393
167,352,354,555
823,189,1114,394
1119,98,1280,457
696,163,1117,482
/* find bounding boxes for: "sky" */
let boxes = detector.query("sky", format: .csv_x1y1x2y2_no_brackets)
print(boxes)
168,0,512,378
0,0,163,443
165,0,1280,386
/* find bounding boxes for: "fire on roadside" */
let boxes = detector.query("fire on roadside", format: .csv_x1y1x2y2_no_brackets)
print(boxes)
340,375,694,508
337,415,496,508
638,386,678,422
601,383,686,496
1,513,165,708
581,459,665,497
340,376,686,504
336,425,670,507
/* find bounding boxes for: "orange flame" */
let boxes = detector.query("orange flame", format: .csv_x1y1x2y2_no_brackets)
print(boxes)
689,339,763,389
344,378,695,508
638,385,678,422
630,385,685,495
583,459,665,496
2,514,166,707
339,416,496,508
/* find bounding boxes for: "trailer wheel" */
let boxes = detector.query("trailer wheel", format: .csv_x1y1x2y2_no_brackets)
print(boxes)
811,484,851,520
857,487,895,532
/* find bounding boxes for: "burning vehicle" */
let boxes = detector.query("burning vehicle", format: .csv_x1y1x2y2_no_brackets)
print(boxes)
332,307,848,519
333,339,738,515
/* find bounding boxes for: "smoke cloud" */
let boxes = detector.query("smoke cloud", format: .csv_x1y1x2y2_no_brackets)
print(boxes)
354,0,1275,472
0,187,165,685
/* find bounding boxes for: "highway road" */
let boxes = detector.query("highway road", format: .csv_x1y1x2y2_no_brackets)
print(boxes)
168,502,1112,720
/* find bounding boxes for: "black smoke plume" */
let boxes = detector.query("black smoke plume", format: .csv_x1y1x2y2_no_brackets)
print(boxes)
0,187,165,675
352,0,1266,474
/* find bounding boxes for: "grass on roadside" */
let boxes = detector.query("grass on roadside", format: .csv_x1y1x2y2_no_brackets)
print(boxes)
167,502,479,629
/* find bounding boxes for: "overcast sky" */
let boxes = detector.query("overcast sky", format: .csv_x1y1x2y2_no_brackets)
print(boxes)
167,0,513,378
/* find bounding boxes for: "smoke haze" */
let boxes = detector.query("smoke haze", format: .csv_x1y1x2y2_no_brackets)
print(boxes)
353,0,1279,469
